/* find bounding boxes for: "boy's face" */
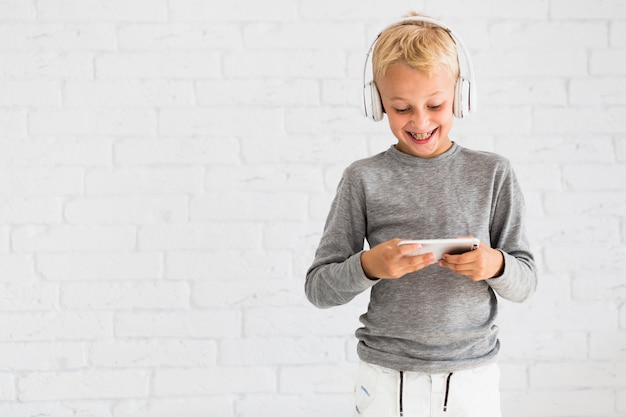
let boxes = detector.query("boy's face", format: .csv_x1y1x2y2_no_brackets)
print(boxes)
376,62,455,159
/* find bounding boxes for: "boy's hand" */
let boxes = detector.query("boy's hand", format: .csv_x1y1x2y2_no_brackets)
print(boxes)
360,238,436,280
439,240,504,281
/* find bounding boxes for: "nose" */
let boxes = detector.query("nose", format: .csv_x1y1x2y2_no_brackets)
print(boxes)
410,109,430,131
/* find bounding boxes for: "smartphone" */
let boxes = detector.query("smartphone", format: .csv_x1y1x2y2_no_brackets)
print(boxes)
397,238,480,260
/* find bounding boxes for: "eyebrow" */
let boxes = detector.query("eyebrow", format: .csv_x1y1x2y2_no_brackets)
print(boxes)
389,91,445,101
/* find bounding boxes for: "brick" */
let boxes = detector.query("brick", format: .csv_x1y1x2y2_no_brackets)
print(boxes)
572,272,626,301
299,0,424,20
244,22,363,49
618,137,626,162
0,0,35,19
60,282,189,310
95,52,220,78
453,106,533,135
196,79,319,107
38,252,161,281
494,135,615,163
619,390,626,413
530,362,626,389
0,283,57,311
0,342,86,371
118,23,242,49
0,312,113,342
166,250,292,281
0,109,27,139
84,167,204,195
0,23,116,50
263,220,325,252
115,138,240,165
89,340,216,368
490,21,607,48
501,300,618,332
239,134,370,165
205,164,324,193
12,225,136,253
545,244,626,273
0,255,35,283
30,109,157,136
169,0,297,21
570,77,626,105
481,78,567,107
139,222,261,251
0,373,15,400
551,0,626,19
159,108,283,136
153,367,276,396
563,163,626,190
286,107,390,135
65,196,187,224
528,215,620,244
243,307,361,337
18,370,150,401
220,337,345,366
544,191,626,216
591,49,626,75
502,389,615,417
113,397,235,417
425,0,549,19
235,393,352,417
611,21,626,47
115,311,241,338
0,226,8,254
510,163,562,191
590,331,626,360
534,107,626,134
0,402,110,417
36,0,167,21
190,192,309,221
497,330,588,361
0,168,82,196
499,363,528,390
65,80,194,107
0,52,93,80
192,278,303,309
279,364,355,394
0,80,60,105
0,139,111,166
223,51,346,78
475,49,587,77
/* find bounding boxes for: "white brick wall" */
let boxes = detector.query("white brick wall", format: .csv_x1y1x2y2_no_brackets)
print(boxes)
0,0,624,416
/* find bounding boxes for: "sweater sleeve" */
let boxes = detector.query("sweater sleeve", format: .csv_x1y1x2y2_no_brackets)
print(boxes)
305,168,378,308
486,161,538,303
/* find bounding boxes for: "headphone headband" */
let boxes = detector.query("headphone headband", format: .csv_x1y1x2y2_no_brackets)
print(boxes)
362,16,477,121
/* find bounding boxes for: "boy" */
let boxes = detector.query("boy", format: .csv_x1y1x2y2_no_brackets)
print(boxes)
305,13,537,417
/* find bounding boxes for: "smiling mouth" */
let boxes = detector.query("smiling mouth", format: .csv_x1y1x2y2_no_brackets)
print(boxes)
408,128,437,141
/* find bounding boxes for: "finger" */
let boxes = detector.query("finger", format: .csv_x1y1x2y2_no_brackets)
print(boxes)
396,242,422,258
404,252,436,270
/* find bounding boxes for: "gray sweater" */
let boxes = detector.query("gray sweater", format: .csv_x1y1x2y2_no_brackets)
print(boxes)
305,143,537,374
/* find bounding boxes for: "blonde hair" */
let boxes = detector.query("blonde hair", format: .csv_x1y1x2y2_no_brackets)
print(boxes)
372,14,459,82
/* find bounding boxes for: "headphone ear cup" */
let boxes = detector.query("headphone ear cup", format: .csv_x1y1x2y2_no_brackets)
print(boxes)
363,81,384,122
454,76,470,119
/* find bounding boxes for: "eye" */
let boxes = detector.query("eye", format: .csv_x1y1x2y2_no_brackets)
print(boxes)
394,107,411,114
427,104,443,111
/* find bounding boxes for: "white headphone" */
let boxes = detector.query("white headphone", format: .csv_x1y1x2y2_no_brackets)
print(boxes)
362,16,477,121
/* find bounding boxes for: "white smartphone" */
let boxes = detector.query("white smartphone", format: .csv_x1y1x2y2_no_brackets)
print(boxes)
397,238,480,260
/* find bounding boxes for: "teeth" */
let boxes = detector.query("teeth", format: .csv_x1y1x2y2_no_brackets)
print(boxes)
409,130,434,140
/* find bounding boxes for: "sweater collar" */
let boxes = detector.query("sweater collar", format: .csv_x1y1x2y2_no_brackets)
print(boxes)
386,142,461,166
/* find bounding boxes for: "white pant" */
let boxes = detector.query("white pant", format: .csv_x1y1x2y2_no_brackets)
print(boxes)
353,361,501,417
